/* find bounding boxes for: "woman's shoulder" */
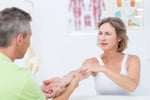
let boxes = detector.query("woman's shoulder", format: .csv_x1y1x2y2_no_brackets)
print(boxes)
84,57,97,62
127,54,140,60
126,54,140,64
82,57,98,65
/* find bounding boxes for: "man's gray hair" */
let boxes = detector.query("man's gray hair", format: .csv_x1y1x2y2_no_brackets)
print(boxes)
0,7,32,47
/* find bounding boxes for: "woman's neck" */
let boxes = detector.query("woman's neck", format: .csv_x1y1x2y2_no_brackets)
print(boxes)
102,51,123,61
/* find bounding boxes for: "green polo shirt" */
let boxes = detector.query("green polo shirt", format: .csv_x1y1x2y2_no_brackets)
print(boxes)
0,53,45,100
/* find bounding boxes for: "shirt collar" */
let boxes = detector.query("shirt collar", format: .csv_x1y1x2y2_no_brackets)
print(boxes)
0,53,12,63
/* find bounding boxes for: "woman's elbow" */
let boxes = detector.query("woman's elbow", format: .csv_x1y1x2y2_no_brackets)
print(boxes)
128,83,139,92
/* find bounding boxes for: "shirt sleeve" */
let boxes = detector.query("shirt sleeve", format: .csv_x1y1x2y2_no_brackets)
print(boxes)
20,73,46,100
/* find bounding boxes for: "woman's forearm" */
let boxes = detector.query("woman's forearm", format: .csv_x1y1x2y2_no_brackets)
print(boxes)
62,69,91,86
103,67,139,92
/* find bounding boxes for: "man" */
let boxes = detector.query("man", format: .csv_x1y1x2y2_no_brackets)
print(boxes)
0,7,79,100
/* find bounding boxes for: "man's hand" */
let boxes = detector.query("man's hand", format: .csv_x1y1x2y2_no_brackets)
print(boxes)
41,77,66,98
52,74,80,100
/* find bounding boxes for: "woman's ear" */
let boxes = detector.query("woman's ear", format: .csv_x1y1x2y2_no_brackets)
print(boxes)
118,38,121,42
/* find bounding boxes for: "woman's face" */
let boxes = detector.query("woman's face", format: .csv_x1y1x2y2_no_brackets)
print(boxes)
98,22,119,52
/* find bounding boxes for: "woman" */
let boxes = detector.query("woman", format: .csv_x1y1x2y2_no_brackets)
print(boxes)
42,17,140,96
80,17,140,95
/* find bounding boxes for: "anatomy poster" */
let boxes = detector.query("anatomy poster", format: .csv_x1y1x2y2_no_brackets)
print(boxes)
68,0,109,35
68,0,144,35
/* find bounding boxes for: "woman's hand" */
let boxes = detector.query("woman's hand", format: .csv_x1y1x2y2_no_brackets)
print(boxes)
80,57,104,75
80,66,103,74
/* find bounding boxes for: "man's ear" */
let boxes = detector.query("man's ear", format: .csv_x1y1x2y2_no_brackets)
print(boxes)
16,33,24,46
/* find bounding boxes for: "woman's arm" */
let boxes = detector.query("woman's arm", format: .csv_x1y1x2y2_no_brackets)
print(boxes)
103,55,140,92
42,59,96,99
53,74,80,100
61,58,96,85
83,55,140,92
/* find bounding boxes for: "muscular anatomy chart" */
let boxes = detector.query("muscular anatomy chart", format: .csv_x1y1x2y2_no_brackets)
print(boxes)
68,0,144,35
69,0,85,31
68,0,108,34
89,0,106,26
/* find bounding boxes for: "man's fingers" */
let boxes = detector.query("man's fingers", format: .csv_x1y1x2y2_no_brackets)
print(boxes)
43,79,53,85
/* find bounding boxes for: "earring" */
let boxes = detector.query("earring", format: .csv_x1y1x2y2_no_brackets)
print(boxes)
118,41,121,48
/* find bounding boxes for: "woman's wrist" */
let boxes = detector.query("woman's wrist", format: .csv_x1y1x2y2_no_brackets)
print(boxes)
101,66,107,73
62,73,74,86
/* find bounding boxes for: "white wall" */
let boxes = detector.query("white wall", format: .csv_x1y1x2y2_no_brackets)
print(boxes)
1,0,150,96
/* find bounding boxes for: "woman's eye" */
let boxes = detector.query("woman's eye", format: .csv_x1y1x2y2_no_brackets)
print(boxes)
99,32,103,35
106,32,111,35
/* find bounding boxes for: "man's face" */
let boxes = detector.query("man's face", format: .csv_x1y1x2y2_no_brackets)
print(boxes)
16,32,32,59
